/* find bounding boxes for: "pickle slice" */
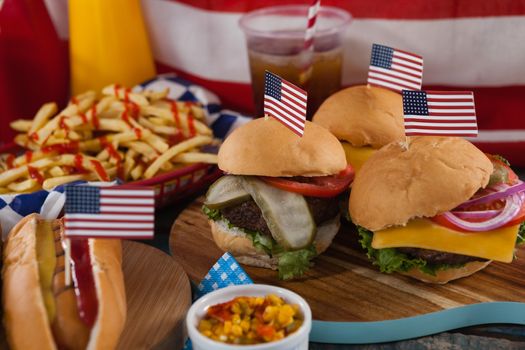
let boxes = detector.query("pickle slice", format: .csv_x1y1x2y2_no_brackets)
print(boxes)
205,175,251,209
242,177,315,250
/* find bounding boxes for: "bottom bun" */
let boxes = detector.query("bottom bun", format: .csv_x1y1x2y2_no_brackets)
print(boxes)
399,260,492,284
209,215,340,270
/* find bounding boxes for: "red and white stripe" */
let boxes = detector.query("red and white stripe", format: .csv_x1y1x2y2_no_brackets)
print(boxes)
404,91,477,137
264,79,307,137
304,0,321,50
33,0,525,165
368,48,423,92
64,188,155,239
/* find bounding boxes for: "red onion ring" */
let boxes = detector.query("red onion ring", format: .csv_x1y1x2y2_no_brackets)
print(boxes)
456,181,525,210
443,193,523,231
451,210,501,220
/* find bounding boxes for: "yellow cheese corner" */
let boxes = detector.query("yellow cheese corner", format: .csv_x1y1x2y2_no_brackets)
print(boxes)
341,143,375,173
372,219,519,263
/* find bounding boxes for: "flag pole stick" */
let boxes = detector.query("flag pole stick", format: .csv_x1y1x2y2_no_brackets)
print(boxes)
64,238,72,287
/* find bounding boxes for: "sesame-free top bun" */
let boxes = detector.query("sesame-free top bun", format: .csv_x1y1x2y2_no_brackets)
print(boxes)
218,118,347,177
312,85,404,148
349,136,493,231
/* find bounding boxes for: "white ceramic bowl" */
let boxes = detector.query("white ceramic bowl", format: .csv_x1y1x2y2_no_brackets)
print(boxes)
186,284,312,350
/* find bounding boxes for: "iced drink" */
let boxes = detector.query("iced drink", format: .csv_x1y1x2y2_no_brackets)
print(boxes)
240,6,350,119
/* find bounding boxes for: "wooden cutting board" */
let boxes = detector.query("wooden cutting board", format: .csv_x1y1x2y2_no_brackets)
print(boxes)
118,241,191,349
0,241,191,350
170,197,525,322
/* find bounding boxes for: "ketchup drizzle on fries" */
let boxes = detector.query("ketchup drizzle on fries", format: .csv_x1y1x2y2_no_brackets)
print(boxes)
79,112,88,124
59,116,70,134
186,102,197,137
27,166,44,184
25,151,33,163
91,105,99,129
30,132,39,141
74,154,88,173
6,154,15,169
2,83,216,191
90,160,109,181
70,96,79,105
41,141,80,154
171,101,181,128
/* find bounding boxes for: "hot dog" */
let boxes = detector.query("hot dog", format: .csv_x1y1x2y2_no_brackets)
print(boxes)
2,213,126,349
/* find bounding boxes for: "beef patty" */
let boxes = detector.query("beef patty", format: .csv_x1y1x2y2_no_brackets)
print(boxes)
397,247,487,266
220,197,339,236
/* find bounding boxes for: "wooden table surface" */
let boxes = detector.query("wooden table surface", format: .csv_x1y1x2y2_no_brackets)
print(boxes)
146,189,525,350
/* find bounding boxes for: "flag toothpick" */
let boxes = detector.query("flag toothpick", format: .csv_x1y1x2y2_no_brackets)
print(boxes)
402,90,478,138
64,238,72,287
64,185,155,239
368,43,423,93
264,71,307,137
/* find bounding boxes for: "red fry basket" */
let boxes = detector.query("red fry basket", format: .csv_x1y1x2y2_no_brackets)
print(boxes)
130,163,221,207
0,143,222,208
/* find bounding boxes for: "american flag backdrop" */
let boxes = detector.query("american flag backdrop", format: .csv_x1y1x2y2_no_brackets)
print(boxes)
64,185,155,239
402,90,477,137
264,71,307,137
7,0,525,165
367,44,423,93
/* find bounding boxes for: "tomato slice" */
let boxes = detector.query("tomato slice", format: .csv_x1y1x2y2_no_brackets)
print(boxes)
260,165,354,198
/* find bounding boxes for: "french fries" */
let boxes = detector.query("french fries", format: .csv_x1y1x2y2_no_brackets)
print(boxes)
1,84,219,194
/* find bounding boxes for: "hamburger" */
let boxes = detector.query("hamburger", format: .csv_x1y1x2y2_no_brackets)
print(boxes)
202,118,353,279
312,85,404,172
2,214,126,349
349,136,525,284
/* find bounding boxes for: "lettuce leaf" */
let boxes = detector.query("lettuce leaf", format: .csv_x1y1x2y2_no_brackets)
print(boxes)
517,222,525,246
277,246,317,280
357,226,466,276
202,205,316,280
493,154,510,166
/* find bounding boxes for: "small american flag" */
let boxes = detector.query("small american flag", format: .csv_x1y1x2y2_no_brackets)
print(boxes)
367,44,423,93
402,90,478,137
264,71,307,137
64,185,155,239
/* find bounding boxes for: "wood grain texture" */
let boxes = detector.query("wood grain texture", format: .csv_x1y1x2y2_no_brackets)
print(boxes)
0,241,191,350
170,197,525,322
118,241,191,350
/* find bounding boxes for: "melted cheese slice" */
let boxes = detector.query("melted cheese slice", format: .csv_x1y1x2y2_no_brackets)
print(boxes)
341,143,376,173
372,219,519,263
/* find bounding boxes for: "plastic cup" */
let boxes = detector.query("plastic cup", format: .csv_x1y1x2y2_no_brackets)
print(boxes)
239,5,351,119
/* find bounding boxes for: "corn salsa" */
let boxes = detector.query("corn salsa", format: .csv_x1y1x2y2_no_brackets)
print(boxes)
198,294,303,345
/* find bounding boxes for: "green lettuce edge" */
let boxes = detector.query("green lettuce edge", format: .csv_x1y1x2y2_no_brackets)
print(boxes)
356,226,467,276
517,222,525,246
202,205,316,280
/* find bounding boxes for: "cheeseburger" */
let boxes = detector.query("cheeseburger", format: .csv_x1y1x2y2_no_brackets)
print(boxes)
349,136,525,284
203,118,353,279
312,85,404,172
3,214,126,349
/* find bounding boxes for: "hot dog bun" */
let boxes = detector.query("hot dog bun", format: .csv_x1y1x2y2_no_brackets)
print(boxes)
2,214,126,350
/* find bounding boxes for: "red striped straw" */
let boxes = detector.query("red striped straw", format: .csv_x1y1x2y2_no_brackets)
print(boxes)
299,0,321,85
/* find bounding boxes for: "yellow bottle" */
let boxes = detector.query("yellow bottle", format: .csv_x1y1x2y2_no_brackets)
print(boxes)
69,0,156,94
